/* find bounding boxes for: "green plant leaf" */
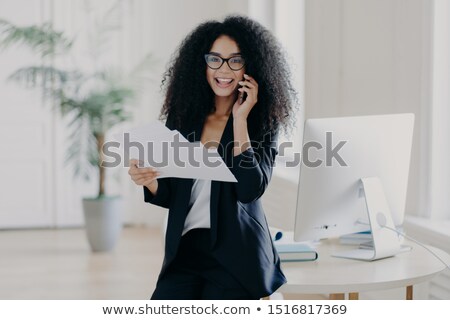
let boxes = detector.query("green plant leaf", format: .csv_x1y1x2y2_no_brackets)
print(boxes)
0,19,73,57
1,4,154,197
8,66,82,96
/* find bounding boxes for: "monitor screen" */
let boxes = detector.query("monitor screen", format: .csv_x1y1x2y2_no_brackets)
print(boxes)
294,113,415,242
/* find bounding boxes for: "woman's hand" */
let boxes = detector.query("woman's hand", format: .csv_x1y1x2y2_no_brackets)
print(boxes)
128,159,160,194
232,74,258,121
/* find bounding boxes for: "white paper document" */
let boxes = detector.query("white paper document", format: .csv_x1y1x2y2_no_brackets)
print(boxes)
112,121,237,182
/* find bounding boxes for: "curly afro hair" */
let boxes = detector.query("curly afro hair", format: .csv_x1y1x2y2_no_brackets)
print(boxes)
160,15,298,139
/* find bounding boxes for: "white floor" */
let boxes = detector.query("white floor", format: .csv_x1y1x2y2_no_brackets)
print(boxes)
0,226,325,300
0,226,164,299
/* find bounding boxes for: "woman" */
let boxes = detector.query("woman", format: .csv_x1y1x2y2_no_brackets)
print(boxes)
128,15,297,299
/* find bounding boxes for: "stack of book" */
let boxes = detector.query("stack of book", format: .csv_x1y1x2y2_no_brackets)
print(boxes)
339,231,373,245
271,229,318,262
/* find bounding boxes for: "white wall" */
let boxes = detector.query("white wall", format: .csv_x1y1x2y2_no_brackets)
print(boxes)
257,0,306,232
305,0,430,219
0,0,56,228
303,0,433,300
428,0,450,220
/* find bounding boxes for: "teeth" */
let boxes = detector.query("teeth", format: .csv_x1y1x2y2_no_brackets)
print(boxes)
216,78,233,84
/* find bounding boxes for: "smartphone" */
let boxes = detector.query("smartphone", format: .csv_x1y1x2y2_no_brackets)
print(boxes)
238,83,247,105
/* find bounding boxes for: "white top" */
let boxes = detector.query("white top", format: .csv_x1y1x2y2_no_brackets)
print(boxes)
182,178,212,236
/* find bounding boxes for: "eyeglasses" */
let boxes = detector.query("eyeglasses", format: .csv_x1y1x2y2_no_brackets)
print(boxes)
204,53,246,71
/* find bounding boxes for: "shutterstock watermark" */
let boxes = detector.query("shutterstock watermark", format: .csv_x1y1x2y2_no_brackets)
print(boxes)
102,131,347,169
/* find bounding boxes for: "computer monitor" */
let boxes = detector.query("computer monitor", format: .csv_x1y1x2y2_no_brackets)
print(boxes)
293,113,415,260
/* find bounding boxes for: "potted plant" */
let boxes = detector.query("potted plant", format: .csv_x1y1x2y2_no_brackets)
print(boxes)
0,6,151,251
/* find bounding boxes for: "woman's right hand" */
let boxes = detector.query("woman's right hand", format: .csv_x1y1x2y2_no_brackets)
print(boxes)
128,159,160,194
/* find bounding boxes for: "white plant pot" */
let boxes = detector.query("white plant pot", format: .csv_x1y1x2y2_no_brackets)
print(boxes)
82,196,123,252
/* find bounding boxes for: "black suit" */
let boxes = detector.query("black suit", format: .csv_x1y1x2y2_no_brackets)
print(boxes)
143,112,286,299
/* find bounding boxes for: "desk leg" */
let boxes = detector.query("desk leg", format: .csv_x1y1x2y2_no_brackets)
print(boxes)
406,286,413,300
348,292,359,300
329,293,345,300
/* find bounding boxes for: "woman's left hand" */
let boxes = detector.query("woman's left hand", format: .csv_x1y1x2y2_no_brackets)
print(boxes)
232,74,258,121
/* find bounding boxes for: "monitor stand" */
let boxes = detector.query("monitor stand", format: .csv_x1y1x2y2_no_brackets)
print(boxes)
332,177,401,261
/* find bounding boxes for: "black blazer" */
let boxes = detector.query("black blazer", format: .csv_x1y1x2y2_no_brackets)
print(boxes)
143,112,287,298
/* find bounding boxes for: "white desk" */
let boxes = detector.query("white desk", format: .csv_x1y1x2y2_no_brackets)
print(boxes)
278,239,450,299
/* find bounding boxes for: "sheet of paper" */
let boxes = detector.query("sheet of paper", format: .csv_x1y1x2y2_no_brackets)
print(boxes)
112,121,237,182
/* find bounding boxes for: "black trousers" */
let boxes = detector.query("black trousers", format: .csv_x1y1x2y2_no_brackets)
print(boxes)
151,228,257,300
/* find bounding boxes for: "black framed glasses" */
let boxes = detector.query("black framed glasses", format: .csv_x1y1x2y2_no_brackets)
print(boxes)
204,53,246,71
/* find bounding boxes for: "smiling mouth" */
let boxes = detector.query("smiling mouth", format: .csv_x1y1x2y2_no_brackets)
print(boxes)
215,77,234,88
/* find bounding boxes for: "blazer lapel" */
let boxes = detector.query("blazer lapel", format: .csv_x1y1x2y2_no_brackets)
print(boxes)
188,118,205,143
176,114,234,248
210,112,234,248
171,120,204,238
